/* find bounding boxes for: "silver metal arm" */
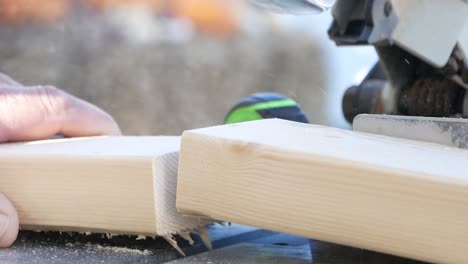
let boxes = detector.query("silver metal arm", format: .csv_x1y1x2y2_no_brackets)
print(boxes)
250,0,335,14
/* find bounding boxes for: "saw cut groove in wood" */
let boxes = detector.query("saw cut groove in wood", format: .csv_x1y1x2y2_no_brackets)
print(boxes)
0,136,207,238
176,119,468,264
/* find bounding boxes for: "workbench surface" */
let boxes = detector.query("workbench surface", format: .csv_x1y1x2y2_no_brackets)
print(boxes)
0,225,426,264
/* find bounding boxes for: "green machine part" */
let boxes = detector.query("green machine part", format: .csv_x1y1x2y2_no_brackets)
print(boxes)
225,93,309,124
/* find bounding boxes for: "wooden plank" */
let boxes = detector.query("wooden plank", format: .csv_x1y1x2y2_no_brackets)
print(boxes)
0,136,205,237
176,119,468,264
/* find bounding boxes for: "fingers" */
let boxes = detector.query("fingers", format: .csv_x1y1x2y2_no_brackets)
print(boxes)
0,85,121,142
59,91,122,138
0,73,22,86
0,193,19,248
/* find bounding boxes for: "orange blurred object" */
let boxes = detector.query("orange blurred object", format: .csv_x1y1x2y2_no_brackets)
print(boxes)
86,0,165,12
0,0,70,23
171,0,240,37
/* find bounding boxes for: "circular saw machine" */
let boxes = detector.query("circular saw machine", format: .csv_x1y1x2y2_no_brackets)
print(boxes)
252,0,468,124
331,0,468,123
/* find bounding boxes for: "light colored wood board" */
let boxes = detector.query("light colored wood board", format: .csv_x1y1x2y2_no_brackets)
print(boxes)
176,119,468,264
2,156,156,234
0,136,202,236
0,136,179,156
153,152,211,237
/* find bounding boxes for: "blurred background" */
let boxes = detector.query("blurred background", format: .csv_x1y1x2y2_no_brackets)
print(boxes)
0,0,377,135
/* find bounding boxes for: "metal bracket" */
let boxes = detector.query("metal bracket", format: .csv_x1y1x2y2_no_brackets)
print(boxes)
353,114,468,149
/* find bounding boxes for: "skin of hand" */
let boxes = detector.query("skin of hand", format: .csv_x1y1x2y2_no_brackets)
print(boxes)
0,73,121,248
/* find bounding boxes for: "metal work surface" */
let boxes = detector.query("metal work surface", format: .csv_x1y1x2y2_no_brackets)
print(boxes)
353,114,468,148
0,224,426,264
167,243,312,264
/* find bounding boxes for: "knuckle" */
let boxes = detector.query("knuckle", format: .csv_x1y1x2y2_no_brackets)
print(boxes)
37,85,69,116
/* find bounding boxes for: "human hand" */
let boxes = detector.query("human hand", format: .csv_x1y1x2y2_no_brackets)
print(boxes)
0,73,121,247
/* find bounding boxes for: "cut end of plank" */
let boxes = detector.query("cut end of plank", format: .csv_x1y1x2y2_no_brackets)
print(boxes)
153,152,213,237
153,151,213,254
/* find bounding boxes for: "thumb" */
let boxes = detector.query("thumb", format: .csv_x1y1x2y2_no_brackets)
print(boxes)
0,193,19,248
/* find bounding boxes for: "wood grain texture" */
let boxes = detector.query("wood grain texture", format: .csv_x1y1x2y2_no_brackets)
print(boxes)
0,136,202,236
176,119,468,264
